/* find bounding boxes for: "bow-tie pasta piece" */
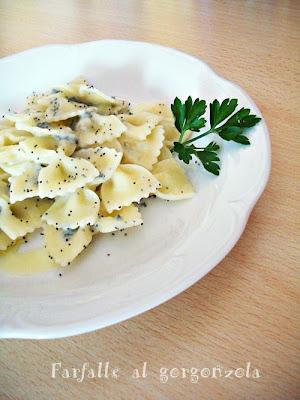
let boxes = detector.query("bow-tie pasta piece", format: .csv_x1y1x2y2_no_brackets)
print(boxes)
158,145,172,161
9,112,77,156
159,120,192,149
38,155,98,198
13,114,76,142
93,204,142,233
1,161,34,177
99,138,123,153
10,197,52,229
0,169,9,182
119,112,162,140
42,188,100,229
119,126,164,170
74,147,122,185
0,145,27,167
54,77,129,114
1,113,27,130
19,136,58,164
0,229,14,251
160,120,179,148
50,77,87,99
52,78,95,99
0,115,15,130
57,138,77,157
0,128,32,146
6,112,38,128
43,225,92,267
5,113,31,123
25,77,86,112
101,164,160,213
24,87,60,114
1,163,28,177
0,180,9,201
0,198,29,239
0,196,50,240
75,112,127,147
132,102,174,121
130,102,189,147
78,86,130,115
19,135,76,163
152,159,194,200
25,95,46,114
87,138,123,154
36,93,97,122
85,182,98,192
9,162,41,203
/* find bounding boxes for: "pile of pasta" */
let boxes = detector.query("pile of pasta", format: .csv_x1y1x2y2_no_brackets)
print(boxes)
0,78,194,266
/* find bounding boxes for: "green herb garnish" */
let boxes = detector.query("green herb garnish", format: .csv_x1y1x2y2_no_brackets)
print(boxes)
171,97,261,175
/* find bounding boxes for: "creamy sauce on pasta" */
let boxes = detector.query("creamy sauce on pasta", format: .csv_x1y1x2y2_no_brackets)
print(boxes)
0,77,194,270
0,242,57,275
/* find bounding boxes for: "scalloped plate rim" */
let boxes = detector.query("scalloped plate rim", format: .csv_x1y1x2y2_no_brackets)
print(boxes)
0,40,271,339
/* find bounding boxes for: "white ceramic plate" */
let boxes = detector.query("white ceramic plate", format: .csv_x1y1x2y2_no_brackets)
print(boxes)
0,40,270,339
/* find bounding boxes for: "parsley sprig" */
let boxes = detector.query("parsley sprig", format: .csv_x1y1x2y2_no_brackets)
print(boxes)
171,97,261,175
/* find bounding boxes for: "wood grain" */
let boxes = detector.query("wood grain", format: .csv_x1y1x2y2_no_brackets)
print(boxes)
0,1,299,399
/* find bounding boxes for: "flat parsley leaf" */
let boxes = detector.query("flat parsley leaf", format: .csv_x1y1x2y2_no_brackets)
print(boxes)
210,99,238,128
171,96,261,175
173,141,220,176
221,107,261,129
171,97,206,140
216,107,261,145
171,97,186,133
195,142,220,175
172,141,195,164
218,126,250,145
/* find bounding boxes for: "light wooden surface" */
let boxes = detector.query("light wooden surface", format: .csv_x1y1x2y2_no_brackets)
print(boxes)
0,1,299,399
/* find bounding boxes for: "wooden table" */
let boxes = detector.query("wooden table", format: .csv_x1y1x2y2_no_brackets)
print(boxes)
0,1,299,399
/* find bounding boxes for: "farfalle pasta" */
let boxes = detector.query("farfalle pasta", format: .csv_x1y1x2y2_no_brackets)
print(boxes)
8,162,41,203
73,147,122,185
0,230,13,251
0,77,194,267
0,195,50,240
152,159,194,200
119,125,164,170
119,111,162,140
38,153,99,198
94,204,142,234
42,187,100,229
0,128,31,146
100,164,160,213
75,112,127,147
43,224,92,267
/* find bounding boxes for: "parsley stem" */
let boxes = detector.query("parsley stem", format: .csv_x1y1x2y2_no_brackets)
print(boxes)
183,128,214,144
179,129,188,143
